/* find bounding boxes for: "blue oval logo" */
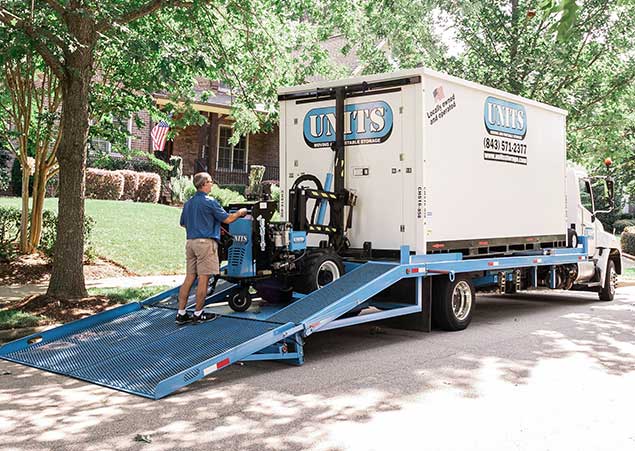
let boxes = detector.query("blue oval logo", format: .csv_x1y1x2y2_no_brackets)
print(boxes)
484,96,527,140
303,101,393,148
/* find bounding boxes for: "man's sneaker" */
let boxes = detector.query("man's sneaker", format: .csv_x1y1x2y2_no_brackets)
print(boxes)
192,312,218,324
175,312,192,325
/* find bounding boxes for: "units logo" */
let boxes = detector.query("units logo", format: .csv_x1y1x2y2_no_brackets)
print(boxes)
303,101,393,148
233,235,248,243
484,96,527,140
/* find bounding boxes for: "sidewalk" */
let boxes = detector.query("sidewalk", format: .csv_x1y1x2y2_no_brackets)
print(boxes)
0,274,185,303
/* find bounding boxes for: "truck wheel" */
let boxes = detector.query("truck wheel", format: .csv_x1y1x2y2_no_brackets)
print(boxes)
229,290,252,312
567,229,578,248
432,276,475,331
598,259,617,302
293,251,344,294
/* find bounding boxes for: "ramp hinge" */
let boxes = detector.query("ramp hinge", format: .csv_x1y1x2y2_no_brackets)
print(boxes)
400,225,405,232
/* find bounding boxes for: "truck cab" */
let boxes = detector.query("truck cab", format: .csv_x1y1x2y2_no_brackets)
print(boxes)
566,164,621,297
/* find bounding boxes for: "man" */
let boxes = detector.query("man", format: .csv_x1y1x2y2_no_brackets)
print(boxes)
176,172,248,324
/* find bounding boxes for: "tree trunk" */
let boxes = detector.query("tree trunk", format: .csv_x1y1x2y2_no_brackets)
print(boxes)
19,169,32,253
47,42,94,299
29,170,47,249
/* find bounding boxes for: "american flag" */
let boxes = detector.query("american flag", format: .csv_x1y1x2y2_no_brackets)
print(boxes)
151,120,170,151
433,86,445,103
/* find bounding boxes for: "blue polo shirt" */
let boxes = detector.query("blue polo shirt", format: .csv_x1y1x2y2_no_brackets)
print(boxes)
180,191,229,240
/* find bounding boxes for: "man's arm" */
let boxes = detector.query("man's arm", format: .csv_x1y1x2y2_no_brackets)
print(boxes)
223,208,248,224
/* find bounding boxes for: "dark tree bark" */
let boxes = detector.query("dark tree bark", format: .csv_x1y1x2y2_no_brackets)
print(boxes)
46,16,95,299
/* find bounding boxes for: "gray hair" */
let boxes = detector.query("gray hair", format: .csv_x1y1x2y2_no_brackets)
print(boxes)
193,172,212,189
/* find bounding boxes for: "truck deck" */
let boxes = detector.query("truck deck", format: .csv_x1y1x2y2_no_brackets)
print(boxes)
0,243,590,399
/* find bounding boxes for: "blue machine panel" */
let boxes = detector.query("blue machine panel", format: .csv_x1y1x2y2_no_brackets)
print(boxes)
227,218,254,277
288,231,307,252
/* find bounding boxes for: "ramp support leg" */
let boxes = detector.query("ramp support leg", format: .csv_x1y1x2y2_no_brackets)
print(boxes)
239,333,305,366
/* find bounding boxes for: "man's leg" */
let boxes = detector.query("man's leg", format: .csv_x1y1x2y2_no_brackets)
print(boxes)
194,274,210,312
177,273,198,311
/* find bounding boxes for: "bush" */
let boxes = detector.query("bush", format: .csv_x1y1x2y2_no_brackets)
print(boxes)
219,184,246,195
118,170,140,200
210,185,246,208
85,168,124,200
614,219,635,234
11,157,33,196
46,174,59,197
621,226,635,255
170,175,192,204
0,206,21,261
39,209,95,260
270,184,280,204
137,172,161,203
169,155,183,179
618,213,634,220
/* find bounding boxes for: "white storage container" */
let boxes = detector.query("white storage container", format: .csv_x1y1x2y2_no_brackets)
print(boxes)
278,68,567,254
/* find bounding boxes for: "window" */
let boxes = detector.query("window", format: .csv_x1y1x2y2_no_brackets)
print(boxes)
217,125,248,172
89,117,132,156
579,178,593,212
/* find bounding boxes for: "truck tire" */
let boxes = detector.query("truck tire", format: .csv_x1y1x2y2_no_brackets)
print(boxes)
567,229,578,248
432,275,475,331
598,259,617,302
293,250,344,294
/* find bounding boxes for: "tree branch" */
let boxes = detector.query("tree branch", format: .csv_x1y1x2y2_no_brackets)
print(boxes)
42,0,65,16
96,0,194,32
0,8,66,80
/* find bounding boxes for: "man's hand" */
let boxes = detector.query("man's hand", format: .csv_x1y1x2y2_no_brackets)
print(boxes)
223,207,250,224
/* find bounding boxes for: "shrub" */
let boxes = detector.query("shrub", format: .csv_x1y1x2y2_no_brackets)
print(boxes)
118,170,140,200
170,175,192,204
220,184,246,195
85,168,124,200
210,185,246,208
169,155,183,179
618,213,634,220
613,219,635,234
621,226,635,255
270,184,280,204
46,174,59,197
183,183,197,202
0,206,21,261
39,209,95,259
11,157,34,196
137,172,161,203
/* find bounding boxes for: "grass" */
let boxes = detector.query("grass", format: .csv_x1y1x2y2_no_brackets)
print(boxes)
0,197,185,275
0,285,171,330
0,310,47,330
623,268,635,279
87,285,172,304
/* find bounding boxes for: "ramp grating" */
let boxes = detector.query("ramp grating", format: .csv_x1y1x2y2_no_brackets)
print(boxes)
268,263,398,324
2,308,283,398
149,279,237,310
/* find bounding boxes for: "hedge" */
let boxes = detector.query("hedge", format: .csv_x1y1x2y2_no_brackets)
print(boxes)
137,172,161,203
613,219,635,234
621,226,635,255
119,170,140,201
85,168,124,200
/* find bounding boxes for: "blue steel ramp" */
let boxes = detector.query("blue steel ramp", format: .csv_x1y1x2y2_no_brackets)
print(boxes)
0,305,295,399
0,262,405,398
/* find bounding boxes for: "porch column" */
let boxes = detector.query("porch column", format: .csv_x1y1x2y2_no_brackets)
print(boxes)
207,112,218,177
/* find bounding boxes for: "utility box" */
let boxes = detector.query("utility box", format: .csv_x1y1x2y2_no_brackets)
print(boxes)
278,68,568,254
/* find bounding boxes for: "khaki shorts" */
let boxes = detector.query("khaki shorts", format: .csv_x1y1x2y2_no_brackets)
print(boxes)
185,239,219,276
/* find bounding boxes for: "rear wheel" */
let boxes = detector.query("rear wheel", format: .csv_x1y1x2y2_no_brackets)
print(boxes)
229,289,252,312
292,250,344,294
598,259,617,302
432,275,475,331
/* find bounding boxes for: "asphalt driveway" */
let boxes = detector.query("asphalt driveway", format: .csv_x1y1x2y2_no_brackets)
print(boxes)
1,285,634,451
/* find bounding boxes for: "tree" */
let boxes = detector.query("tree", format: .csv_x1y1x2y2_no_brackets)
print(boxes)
0,47,60,254
347,0,635,184
0,0,347,298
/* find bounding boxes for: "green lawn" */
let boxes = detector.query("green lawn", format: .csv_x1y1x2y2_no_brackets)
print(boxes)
0,197,186,275
87,285,172,303
623,268,635,279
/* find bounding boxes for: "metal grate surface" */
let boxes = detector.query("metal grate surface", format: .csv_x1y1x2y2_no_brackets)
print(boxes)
150,279,237,310
268,263,398,324
3,308,283,398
